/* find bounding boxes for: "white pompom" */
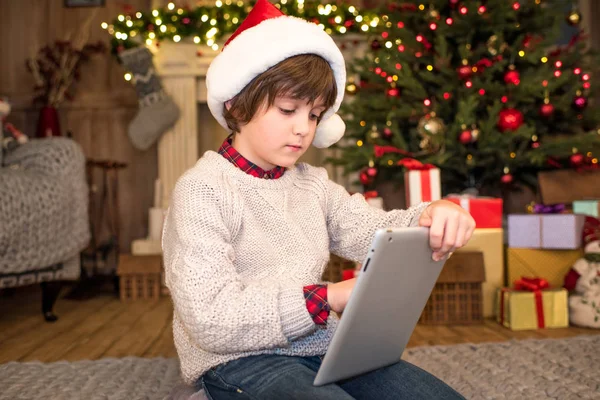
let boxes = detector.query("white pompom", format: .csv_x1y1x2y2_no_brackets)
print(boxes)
312,113,345,148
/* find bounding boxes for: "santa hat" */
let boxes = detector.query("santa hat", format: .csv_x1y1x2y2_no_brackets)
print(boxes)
582,216,600,252
206,0,346,148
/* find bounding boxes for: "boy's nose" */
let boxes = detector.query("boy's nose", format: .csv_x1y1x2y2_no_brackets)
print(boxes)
293,117,311,137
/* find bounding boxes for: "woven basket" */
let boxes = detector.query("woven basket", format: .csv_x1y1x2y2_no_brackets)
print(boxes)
419,252,486,325
117,255,163,301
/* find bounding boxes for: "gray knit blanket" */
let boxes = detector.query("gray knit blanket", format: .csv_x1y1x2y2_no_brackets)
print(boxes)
1,335,599,399
0,138,90,279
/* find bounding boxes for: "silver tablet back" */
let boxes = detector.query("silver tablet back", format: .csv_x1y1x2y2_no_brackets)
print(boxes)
314,227,446,386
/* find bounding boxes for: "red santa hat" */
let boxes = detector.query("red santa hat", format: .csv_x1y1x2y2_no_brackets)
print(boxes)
206,0,346,148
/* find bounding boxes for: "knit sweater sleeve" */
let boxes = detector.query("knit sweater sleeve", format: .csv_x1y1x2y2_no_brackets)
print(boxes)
162,172,316,355
322,170,429,263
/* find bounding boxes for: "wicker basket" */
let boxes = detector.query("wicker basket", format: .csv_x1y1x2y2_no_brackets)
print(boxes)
322,254,356,282
419,251,486,325
117,254,163,301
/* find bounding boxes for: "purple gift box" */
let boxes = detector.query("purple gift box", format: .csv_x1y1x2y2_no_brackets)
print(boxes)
508,214,586,249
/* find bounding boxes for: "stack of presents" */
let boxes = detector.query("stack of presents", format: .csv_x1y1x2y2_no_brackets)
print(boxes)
357,164,600,331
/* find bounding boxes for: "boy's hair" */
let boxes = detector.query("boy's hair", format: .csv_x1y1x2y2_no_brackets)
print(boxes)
223,54,338,133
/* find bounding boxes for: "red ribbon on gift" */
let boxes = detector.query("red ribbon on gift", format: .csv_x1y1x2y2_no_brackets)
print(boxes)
396,157,436,170
515,277,549,329
364,190,378,200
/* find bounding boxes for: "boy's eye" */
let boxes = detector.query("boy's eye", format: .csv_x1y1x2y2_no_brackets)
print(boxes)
279,108,295,115
310,114,320,120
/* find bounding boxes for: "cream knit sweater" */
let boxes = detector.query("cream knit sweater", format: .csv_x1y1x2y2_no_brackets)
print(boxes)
162,151,428,384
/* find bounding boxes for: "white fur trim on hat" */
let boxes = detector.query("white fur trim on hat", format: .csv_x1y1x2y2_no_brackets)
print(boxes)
206,16,346,148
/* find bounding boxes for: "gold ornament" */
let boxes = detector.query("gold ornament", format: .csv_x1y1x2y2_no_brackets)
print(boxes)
369,124,380,141
417,115,446,138
487,35,498,55
471,128,480,142
428,9,440,19
566,8,581,26
345,77,358,96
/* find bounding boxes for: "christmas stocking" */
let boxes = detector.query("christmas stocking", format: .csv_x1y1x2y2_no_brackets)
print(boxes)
118,47,180,151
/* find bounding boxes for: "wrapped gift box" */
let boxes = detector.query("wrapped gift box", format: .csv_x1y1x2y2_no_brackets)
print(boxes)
538,169,600,205
573,200,600,218
507,214,585,249
455,228,504,317
404,168,441,206
445,197,503,228
496,288,568,330
507,248,584,288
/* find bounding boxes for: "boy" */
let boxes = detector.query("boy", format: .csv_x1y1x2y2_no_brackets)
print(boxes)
162,0,475,398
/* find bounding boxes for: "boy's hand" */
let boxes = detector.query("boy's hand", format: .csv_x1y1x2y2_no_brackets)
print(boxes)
418,200,476,261
327,278,356,314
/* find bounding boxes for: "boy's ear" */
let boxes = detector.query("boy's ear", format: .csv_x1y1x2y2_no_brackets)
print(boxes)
225,100,232,111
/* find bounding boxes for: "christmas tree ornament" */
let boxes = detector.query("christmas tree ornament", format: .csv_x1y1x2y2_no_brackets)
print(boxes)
371,39,381,50
457,65,472,80
573,95,588,110
345,77,358,95
501,173,513,183
383,127,393,138
118,47,180,151
369,125,380,140
360,168,375,185
566,8,581,26
539,102,554,117
367,166,378,177
459,130,473,144
428,9,440,19
471,128,480,141
570,153,584,166
498,108,524,132
504,70,520,85
487,35,498,55
387,87,400,97
417,115,446,138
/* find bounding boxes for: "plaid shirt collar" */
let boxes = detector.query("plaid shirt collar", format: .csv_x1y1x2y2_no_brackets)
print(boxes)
218,136,286,179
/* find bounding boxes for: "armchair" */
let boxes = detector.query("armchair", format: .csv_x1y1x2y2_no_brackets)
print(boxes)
0,137,90,321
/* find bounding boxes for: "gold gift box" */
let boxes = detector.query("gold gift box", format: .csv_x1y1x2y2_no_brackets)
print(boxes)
507,248,583,288
455,228,503,318
496,288,568,330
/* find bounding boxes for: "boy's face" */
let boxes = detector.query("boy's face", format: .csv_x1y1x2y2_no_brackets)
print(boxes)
231,96,327,170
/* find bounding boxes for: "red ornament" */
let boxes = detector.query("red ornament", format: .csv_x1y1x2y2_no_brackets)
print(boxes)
383,127,393,138
498,108,524,132
573,96,587,110
371,39,381,50
367,167,378,177
570,153,584,166
457,65,472,80
387,88,400,97
539,103,554,117
504,70,520,85
501,174,514,184
459,130,473,144
360,170,375,185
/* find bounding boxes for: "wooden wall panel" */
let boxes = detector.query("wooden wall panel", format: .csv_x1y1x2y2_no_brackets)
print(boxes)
0,0,154,255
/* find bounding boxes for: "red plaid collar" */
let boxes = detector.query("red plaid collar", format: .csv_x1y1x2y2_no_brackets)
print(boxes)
218,136,286,179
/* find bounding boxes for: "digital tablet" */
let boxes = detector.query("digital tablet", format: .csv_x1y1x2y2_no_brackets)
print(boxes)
313,227,447,386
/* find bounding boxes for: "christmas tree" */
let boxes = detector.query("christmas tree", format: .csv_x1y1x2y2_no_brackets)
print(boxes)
332,0,600,196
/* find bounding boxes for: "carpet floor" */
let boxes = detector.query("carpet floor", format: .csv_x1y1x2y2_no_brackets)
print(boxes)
1,335,599,399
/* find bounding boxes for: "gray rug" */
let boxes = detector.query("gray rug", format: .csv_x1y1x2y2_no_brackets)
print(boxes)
1,335,599,400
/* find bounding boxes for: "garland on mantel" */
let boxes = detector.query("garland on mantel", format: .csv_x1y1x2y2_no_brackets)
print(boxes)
103,1,378,55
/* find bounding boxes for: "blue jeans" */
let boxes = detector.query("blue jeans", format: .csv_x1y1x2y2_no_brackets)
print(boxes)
198,354,465,399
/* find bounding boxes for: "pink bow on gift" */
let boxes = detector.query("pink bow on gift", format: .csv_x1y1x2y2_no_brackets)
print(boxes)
396,157,436,170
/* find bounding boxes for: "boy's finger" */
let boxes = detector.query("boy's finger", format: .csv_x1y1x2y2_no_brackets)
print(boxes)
429,213,446,251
